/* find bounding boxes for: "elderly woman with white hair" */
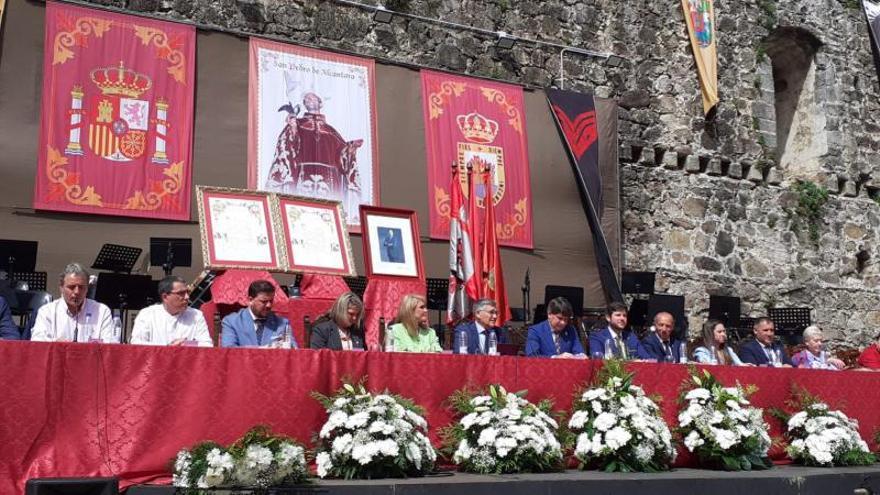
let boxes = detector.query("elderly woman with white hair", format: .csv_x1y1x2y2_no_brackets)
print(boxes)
790,325,845,370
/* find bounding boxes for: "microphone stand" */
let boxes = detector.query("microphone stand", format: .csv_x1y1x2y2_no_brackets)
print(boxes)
163,241,175,277
521,268,531,325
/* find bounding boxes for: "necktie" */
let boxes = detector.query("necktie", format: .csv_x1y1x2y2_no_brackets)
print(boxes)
482,330,489,354
662,341,671,361
616,335,627,359
255,320,265,345
554,333,561,354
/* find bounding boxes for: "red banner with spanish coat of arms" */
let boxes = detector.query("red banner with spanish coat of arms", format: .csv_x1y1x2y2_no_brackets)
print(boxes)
422,70,533,249
34,2,195,220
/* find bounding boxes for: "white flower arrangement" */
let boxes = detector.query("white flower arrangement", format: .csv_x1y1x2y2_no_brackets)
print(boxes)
444,384,563,474
785,403,875,467
313,381,436,479
172,426,308,492
677,369,772,470
568,360,675,472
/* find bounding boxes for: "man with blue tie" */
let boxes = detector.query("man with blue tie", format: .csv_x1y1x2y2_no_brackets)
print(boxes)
452,298,508,354
525,297,586,358
638,312,684,363
221,280,296,348
738,317,792,367
589,302,641,360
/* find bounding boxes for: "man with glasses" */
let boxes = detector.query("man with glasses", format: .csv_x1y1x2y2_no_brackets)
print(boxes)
452,298,508,355
525,297,586,358
131,275,212,346
589,302,641,360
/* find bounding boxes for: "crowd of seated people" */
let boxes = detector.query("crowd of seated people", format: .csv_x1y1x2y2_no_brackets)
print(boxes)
4,262,880,373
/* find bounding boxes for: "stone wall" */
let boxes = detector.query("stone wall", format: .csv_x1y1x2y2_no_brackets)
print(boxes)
75,0,880,345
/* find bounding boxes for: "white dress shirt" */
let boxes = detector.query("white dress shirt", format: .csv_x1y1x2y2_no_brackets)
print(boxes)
131,304,212,347
31,298,115,343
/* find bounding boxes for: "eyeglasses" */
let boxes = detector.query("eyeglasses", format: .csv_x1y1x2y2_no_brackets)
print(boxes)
480,309,499,315
549,314,571,323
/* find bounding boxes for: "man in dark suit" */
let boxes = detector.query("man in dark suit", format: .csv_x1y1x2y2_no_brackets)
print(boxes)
589,301,641,360
525,297,585,358
738,317,792,367
310,292,366,351
0,295,22,340
638,312,683,363
221,280,296,348
452,298,509,355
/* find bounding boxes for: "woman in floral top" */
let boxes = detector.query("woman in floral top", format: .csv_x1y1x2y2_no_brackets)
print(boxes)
791,326,844,370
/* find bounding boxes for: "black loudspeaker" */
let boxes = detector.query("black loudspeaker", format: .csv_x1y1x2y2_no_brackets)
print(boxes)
622,271,655,294
543,285,584,317
708,295,741,325
26,478,118,495
647,293,687,340
628,298,650,328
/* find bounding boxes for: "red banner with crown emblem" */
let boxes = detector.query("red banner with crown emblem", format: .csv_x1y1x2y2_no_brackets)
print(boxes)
34,2,195,220
422,70,533,249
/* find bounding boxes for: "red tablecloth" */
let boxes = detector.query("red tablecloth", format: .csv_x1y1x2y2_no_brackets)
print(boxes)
2,341,879,493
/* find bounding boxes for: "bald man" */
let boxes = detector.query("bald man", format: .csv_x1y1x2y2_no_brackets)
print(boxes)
638,312,685,363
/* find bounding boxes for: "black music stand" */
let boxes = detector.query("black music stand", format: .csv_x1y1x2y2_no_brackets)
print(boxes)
709,295,741,326
425,277,449,340
628,298,650,330
647,293,687,340
728,317,757,343
92,244,142,274
622,271,655,294
0,239,38,287
343,275,369,299
11,272,47,291
544,285,584,317
769,307,812,344
94,273,154,343
149,237,192,277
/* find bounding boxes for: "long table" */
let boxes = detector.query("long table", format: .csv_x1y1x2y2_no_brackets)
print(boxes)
2,341,878,493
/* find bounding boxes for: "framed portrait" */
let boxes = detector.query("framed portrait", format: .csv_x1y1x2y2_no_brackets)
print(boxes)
360,206,424,280
197,186,281,270
274,194,356,276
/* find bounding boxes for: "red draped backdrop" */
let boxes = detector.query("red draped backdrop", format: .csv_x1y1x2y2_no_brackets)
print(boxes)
2,342,880,493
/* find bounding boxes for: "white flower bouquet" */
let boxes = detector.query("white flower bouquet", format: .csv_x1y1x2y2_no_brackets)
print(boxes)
568,360,675,472
312,381,436,479
677,369,772,470
444,384,563,474
785,403,875,467
172,426,308,492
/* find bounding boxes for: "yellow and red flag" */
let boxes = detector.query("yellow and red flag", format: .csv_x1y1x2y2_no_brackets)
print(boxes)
682,0,718,115
34,2,195,220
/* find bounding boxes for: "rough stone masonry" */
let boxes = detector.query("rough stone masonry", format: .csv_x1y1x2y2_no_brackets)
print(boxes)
80,0,880,348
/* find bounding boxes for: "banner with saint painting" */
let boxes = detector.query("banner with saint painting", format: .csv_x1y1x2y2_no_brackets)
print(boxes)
34,2,195,220
421,70,533,249
248,38,378,229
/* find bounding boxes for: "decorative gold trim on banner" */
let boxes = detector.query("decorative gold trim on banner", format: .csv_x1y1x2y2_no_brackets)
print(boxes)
434,186,451,219
46,146,104,206
480,87,522,133
496,197,528,240
427,81,466,119
133,25,187,83
53,17,113,65
122,161,184,210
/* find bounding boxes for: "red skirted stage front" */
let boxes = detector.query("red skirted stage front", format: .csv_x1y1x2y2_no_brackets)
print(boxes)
2,341,879,493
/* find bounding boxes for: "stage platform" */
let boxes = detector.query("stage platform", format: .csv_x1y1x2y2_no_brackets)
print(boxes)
126,465,880,495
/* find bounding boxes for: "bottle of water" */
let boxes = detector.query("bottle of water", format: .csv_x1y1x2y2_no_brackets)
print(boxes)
112,309,123,344
771,348,781,367
385,330,395,352
603,339,613,360
679,342,688,364
457,330,468,355
488,332,498,356
284,322,296,349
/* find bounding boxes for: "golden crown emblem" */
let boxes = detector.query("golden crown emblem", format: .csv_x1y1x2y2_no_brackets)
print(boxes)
456,112,499,144
90,61,153,98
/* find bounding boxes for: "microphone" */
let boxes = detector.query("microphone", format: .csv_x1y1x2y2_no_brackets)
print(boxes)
522,267,530,292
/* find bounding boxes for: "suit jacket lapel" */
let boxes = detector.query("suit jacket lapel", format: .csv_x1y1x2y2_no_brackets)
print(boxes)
242,309,257,345
329,325,343,350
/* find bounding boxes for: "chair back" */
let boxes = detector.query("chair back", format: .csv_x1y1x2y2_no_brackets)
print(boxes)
303,315,312,349
378,316,386,350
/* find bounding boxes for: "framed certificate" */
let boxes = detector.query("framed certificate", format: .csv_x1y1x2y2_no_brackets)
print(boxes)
274,195,355,276
359,205,424,280
197,186,281,270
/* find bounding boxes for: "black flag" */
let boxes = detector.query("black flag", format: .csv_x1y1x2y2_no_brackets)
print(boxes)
546,89,622,304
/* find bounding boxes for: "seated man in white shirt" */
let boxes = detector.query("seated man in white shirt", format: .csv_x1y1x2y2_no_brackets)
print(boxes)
31,263,115,343
131,275,212,347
